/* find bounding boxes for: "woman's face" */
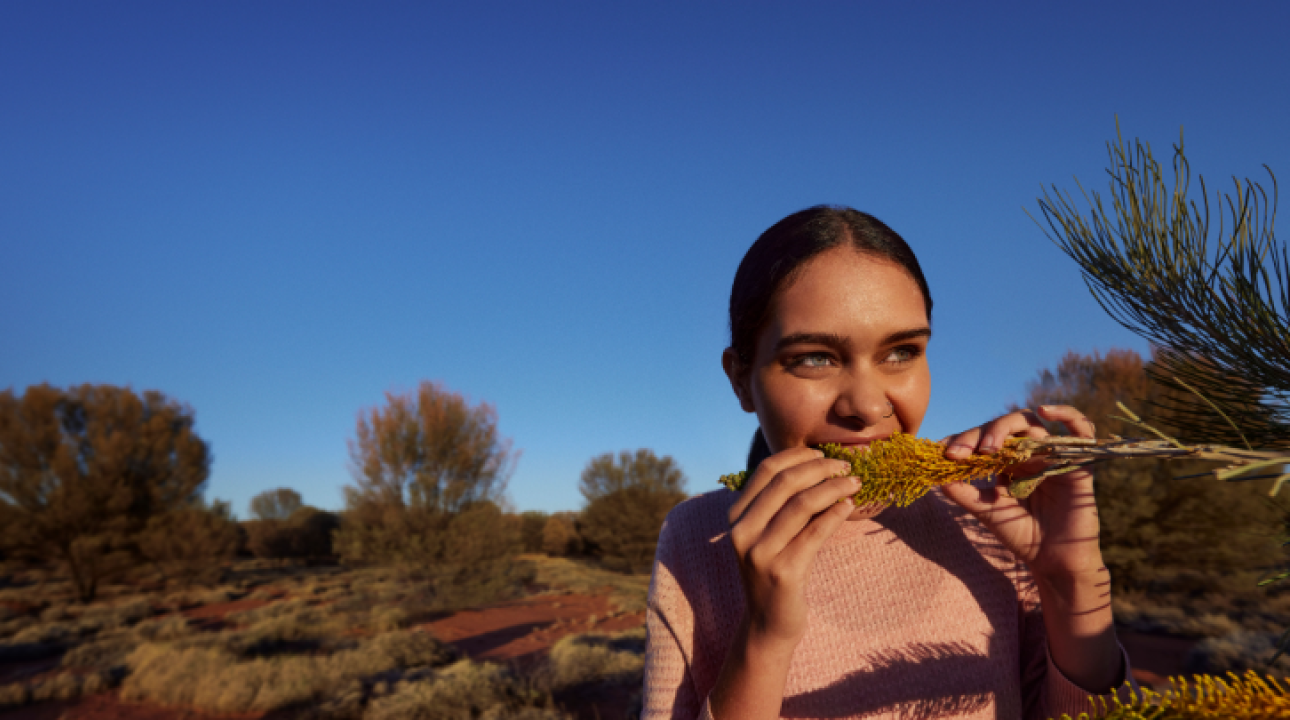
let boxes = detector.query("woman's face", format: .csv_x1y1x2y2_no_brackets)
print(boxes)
724,246,932,458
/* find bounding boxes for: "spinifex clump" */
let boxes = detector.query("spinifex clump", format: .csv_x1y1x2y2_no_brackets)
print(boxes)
718,433,1034,508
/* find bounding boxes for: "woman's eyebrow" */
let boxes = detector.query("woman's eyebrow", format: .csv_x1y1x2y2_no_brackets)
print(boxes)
774,332,850,352
883,327,932,344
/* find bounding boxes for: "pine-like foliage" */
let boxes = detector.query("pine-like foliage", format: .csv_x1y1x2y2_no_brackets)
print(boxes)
1055,670,1290,719
1033,123,1289,450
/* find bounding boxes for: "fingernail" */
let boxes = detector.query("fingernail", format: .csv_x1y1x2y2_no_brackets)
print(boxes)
850,475,861,485
814,449,826,458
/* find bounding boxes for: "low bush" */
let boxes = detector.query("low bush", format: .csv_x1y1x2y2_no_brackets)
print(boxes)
0,670,116,708
1186,629,1284,675
133,615,193,643
363,659,565,720
543,628,646,690
579,487,685,574
518,511,550,554
122,629,458,713
80,597,153,629
137,502,241,587
541,514,582,558
245,508,341,560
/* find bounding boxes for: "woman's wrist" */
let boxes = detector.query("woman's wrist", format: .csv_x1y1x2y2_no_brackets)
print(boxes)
710,615,798,720
1034,565,1122,693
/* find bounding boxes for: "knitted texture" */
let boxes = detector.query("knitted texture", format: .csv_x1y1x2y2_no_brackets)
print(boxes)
643,488,1134,720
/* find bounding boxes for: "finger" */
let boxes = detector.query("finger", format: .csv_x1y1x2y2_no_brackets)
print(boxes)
978,409,1047,453
771,489,858,573
727,447,827,524
729,457,852,553
940,478,1030,528
944,427,982,460
752,473,861,558
1037,404,1096,439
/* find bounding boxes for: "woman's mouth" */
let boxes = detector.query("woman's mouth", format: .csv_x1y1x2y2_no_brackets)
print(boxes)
814,435,890,450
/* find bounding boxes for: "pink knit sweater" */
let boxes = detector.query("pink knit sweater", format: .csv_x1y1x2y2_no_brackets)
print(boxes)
642,488,1132,719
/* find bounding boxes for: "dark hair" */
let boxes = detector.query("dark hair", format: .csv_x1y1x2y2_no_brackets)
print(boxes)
730,205,932,472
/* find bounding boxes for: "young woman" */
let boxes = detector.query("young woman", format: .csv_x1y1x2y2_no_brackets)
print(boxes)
642,206,1131,719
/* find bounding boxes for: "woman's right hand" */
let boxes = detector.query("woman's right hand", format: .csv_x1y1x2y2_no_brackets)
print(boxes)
725,447,859,651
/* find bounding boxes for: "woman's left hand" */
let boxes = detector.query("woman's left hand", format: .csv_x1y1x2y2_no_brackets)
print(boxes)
939,404,1103,580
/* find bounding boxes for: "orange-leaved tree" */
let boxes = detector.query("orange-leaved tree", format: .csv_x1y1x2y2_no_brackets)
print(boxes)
0,384,216,600
333,381,525,606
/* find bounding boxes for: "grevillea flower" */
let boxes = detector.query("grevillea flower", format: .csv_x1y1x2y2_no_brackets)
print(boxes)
718,432,1034,508
1056,670,1290,719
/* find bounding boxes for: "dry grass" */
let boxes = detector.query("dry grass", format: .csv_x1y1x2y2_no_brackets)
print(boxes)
363,659,566,720
121,629,459,712
543,627,646,691
528,555,649,613
0,557,644,716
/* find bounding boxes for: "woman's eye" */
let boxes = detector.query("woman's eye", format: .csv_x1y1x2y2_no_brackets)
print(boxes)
885,346,921,364
792,353,834,368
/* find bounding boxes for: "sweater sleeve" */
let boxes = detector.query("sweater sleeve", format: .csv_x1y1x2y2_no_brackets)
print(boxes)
642,512,711,720
1017,569,1139,719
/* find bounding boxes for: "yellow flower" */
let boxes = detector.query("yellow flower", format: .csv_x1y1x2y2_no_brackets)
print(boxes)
1055,670,1290,719
718,432,1033,508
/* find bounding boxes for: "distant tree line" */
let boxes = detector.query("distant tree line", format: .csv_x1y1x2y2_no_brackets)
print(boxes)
0,380,688,605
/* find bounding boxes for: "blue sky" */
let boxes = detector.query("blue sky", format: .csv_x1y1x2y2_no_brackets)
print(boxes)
3,1,1288,516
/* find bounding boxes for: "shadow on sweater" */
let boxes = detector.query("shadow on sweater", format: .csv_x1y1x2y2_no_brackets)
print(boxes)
781,496,1034,719
781,641,994,719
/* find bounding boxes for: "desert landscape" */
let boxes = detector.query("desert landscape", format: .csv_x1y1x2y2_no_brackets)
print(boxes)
0,554,650,720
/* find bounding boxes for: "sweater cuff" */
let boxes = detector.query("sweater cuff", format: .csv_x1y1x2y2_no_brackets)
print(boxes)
1045,643,1141,714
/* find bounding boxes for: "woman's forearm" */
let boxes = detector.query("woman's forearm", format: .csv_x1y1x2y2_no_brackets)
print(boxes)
1036,566,1123,693
708,617,797,720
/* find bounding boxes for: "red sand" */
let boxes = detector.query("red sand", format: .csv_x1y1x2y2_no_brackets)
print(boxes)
423,592,644,663
0,590,645,720
1,589,1191,719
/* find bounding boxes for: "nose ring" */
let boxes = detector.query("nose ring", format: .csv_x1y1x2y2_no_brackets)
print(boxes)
882,401,894,419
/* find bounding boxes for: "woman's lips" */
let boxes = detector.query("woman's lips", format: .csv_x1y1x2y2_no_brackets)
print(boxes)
815,436,889,449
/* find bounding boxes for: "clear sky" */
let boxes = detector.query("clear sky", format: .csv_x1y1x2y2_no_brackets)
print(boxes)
3,1,1288,516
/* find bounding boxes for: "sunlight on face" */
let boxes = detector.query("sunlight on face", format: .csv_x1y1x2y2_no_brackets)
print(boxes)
738,246,932,458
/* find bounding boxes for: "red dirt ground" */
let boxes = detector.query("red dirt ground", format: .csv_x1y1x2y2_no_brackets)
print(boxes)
0,593,1193,719
0,591,644,720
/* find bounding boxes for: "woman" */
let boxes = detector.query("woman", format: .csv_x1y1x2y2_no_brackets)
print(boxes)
642,206,1131,719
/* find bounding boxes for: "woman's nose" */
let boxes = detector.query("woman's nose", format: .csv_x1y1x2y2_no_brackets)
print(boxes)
833,377,891,426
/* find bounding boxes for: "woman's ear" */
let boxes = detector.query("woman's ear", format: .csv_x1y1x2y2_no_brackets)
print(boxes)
721,348,757,413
